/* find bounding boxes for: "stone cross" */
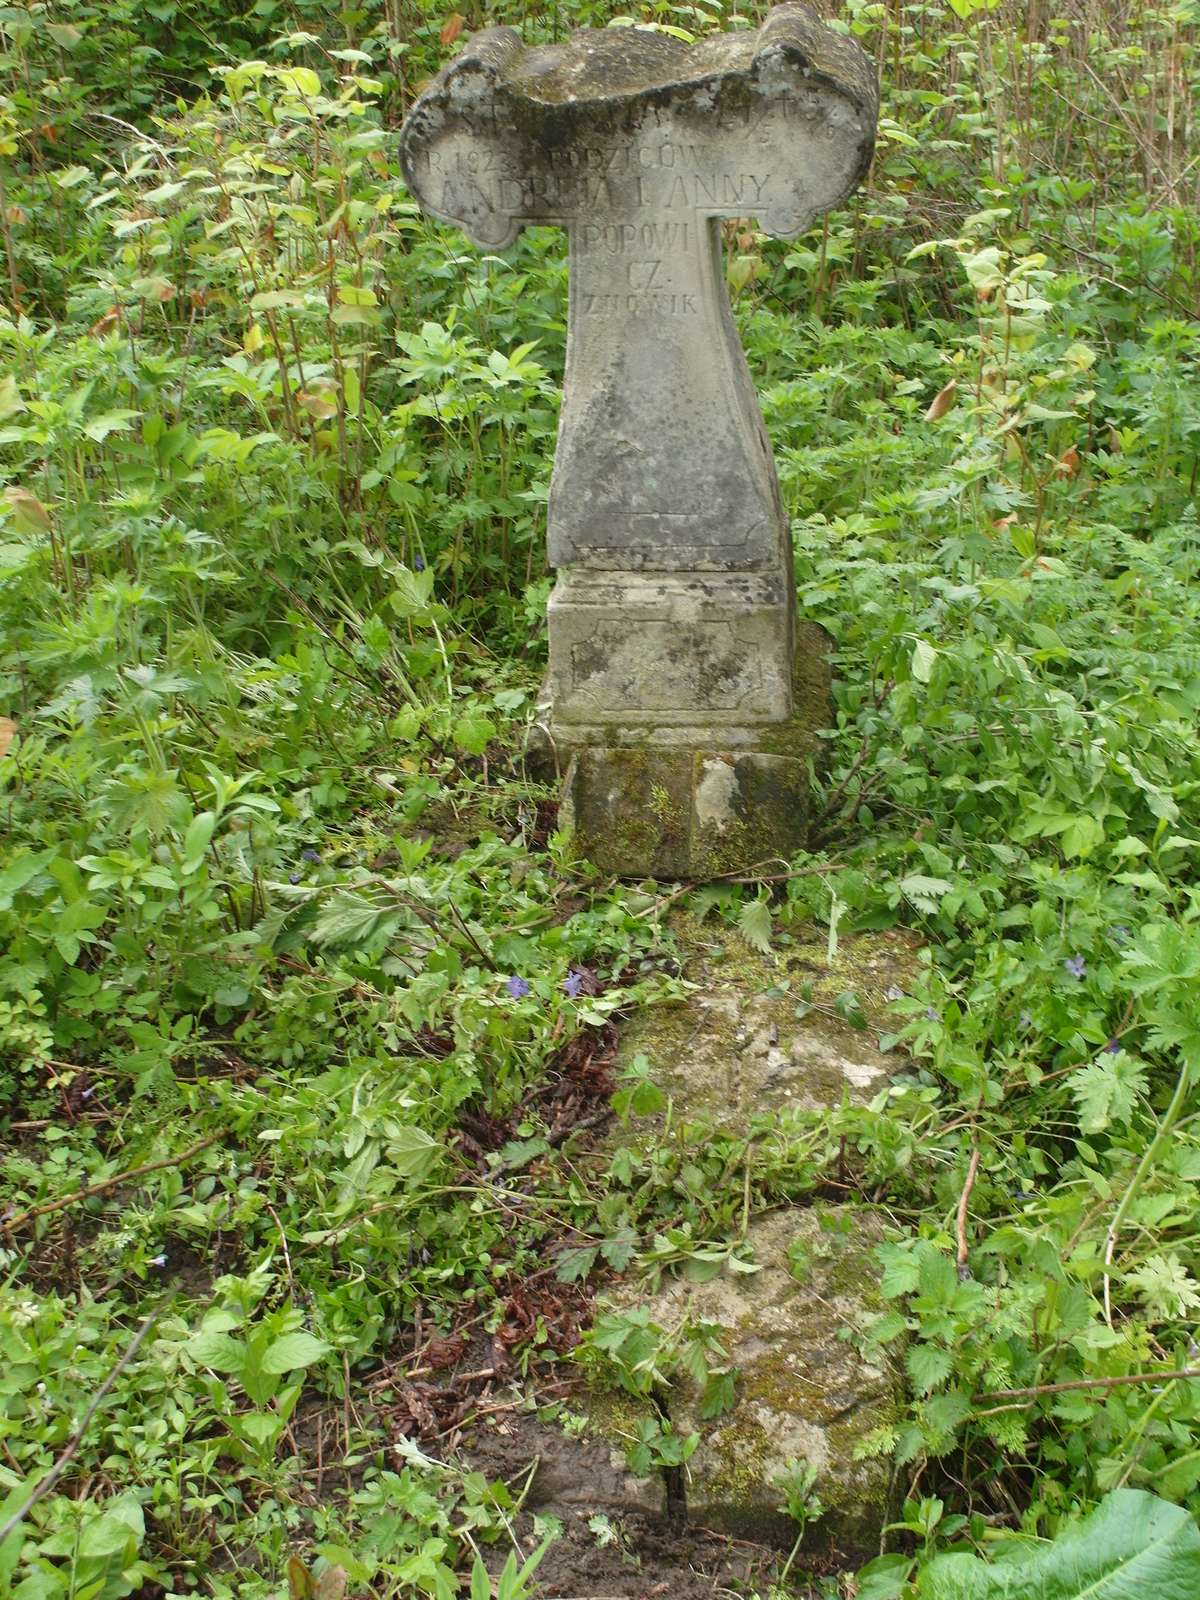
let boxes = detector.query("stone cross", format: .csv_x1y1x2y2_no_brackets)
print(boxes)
401,5,877,877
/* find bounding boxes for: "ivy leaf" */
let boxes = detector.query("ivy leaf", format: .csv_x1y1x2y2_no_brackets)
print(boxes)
917,1488,1200,1598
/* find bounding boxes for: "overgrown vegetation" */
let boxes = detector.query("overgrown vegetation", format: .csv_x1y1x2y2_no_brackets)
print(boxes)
2,0,1200,1594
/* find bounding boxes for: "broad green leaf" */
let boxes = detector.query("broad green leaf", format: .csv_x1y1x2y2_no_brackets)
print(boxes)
917,1488,1200,1599
250,289,306,310
0,848,55,909
0,376,23,419
387,1125,440,1180
83,409,140,442
0,1484,28,1589
3,485,52,534
738,898,772,954
183,811,216,872
906,1342,953,1394
276,66,321,97
453,712,496,756
911,639,937,683
188,1330,245,1371
261,1331,331,1374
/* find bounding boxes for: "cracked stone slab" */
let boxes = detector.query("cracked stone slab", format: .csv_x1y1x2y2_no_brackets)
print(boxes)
615,921,924,1131
588,1209,900,1561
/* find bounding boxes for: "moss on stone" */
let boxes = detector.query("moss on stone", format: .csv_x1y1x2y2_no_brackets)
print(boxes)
609,913,922,1138
582,1209,902,1554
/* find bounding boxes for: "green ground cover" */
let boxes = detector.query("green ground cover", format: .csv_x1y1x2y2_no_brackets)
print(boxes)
2,0,1200,1594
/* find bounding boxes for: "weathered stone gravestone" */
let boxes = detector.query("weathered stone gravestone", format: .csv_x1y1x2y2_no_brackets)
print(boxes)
401,5,878,877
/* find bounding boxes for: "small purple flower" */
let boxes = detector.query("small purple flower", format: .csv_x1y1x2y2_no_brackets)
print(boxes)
148,1253,168,1268
289,871,302,883
506,975,530,999
302,848,321,863
1107,925,1130,944
563,970,584,998
413,553,426,572
1105,1038,1121,1054
886,985,906,1002
925,1006,939,1022
1064,955,1087,980
1019,1011,1032,1029
80,1085,95,1101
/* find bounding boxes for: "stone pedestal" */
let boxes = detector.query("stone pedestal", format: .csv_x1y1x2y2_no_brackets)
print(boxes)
400,5,878,877
543,620,831,877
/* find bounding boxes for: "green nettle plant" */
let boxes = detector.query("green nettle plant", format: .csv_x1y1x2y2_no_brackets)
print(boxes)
3,0,1200,1592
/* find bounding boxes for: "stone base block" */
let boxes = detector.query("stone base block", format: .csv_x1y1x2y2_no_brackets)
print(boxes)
561,745,813,880
531,623,832,879
547,570,795,734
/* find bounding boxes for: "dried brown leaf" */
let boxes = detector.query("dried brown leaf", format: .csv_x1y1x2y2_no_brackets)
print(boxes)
924,378,958,422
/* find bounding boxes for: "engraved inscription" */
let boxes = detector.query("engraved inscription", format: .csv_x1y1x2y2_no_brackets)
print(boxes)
578,221,691,253
567,620,766,715
581,291,698,316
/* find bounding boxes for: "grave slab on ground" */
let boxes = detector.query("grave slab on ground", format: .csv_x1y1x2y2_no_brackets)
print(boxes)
604,1208,898,1557
401,5,879,877
615,921,924,1127
568,924,918,1559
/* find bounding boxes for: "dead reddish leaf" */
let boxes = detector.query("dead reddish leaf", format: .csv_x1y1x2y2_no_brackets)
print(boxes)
1055,444,1081,477
297,390,338,420
3,486,52,534
90,306,121,337
924,378,957,423
439,12,465,45
423,1331,469,1370
0,718,15,759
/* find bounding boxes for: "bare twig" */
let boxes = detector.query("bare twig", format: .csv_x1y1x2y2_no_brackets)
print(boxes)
974,1366,1200,1408
1,1135,220,1235
0,1313,160,1543
955,1141,982,1281
810,734,874,833
632,859,843,919
265,1202,295,1299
